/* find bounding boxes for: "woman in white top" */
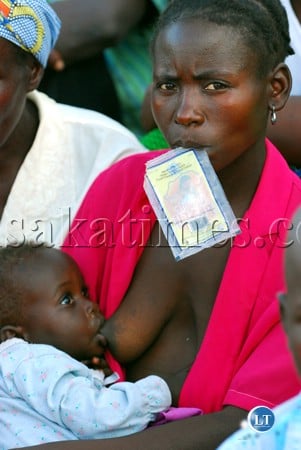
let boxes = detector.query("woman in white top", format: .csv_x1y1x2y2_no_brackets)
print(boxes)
0,0,145,248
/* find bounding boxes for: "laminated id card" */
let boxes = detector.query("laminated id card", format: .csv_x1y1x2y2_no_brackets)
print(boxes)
144,148,240,261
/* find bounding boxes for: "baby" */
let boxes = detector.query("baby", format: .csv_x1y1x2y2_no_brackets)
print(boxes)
0,244,171,448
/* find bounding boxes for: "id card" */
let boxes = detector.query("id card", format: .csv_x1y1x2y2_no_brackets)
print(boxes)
144,148,240,260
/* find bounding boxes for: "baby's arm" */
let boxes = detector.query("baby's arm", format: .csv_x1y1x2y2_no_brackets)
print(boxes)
14,347,171,439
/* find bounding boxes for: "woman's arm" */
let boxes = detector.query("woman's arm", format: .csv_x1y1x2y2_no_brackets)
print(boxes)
11,405,247,450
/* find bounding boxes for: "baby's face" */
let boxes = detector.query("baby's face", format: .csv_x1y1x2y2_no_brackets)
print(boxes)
20,249,106,361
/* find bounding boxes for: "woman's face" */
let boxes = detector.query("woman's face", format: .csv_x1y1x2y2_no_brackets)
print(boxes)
151,19,270,172
0,38,33,147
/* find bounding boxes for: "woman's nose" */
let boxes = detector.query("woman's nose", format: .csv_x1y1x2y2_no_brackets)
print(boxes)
175,89,205,126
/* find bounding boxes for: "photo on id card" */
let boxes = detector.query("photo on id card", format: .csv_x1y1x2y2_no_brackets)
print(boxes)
144,148,240,260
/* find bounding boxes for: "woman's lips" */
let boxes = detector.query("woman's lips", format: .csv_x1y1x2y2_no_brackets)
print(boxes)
171,140,209,150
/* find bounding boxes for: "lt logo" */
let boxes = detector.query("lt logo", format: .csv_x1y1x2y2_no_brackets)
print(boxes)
247,406,275,432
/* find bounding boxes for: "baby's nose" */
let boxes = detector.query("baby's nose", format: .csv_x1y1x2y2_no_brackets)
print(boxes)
83,298,99,317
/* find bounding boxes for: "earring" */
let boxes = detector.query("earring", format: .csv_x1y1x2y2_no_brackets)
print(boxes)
270,105,277,125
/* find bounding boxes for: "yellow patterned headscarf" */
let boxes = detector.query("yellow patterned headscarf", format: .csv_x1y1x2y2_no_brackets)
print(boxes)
0,0,61,67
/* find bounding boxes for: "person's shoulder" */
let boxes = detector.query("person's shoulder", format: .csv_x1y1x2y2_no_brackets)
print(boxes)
56,102,131,134
31,90,143,142
0,337,27,354
12,340,81,368
0,338,58,357
0,338,55,366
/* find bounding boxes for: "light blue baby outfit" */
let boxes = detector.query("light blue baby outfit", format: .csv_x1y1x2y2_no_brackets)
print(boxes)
0,338,171,449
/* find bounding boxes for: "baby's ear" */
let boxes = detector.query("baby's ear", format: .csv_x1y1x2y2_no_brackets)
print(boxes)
0,325,26,343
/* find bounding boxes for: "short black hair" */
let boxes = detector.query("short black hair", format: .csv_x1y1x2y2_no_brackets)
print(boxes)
151,0,293,75
0,244,52,328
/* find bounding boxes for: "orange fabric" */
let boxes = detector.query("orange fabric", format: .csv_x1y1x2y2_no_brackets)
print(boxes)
0,1,10,17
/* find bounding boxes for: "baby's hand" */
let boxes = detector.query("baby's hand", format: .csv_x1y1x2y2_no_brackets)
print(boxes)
82,356,113,376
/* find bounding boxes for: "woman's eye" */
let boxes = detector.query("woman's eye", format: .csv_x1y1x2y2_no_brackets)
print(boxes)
60,295,73,305
205,81,227,90
158,82,176,91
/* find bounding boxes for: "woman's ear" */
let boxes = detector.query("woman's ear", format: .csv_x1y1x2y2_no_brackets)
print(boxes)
268,63,292,112
0,325,26,343
27,59,44,92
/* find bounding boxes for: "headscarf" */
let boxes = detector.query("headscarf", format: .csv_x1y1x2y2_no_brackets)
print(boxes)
0,0,61,67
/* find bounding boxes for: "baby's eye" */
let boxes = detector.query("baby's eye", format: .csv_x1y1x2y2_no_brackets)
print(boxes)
60,294,73,305
205,81,227,91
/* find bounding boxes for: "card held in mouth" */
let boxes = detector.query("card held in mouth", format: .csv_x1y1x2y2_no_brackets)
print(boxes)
144,148,241,260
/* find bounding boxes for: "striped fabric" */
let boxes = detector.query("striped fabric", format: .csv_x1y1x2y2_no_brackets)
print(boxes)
104,0,169,136
46,0,168,135
0,0,60,67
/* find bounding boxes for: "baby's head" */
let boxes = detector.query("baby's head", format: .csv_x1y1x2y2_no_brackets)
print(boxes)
282,208,301,378
0,245,106,361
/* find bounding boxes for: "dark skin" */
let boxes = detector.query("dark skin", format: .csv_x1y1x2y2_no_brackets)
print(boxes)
16,18,292,450
0,38,43,218
142,0,301,166
48,0,147,69
142,90,301,166
0,250,107,361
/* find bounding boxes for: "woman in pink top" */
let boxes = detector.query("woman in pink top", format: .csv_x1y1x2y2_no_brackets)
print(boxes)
21,0,301,449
